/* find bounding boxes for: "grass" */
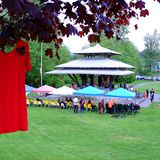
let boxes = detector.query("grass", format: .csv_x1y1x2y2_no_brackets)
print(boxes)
128,80,152,85
1,104,160,160
114,80,153,89
133,81,160,94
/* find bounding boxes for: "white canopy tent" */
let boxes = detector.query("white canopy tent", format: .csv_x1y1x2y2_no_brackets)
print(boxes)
49,86,76,96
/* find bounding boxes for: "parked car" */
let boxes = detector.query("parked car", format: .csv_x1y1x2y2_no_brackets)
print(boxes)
152,76,160,81
154,76,160,81
144,76,152,80
136,75,145,80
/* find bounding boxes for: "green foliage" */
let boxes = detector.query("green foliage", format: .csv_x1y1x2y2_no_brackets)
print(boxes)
115,74,135,84
100,37,142,83
128,80,152,85
26,41,72,87
141,29,160,71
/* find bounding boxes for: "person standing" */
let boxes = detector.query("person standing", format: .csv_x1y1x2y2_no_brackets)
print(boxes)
108,99,114,114
150,88,155,103
99,99,104,114
73,96,79,113
150,88,155,95
150,94,154,103
146,89,149,98
80,98,85,112
87,99,92,111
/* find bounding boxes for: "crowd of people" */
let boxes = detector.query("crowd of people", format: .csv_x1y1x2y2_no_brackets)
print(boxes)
26,82,158,118
73,97,140,115
27,96,140,117
26,83,145,116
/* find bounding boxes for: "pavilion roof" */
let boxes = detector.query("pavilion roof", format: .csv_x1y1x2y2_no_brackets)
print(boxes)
56,57,134,69
46,69,134,76
73,44,121,56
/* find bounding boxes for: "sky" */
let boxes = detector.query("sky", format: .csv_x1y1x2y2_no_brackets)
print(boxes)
63,0,160,52
127,0,160,51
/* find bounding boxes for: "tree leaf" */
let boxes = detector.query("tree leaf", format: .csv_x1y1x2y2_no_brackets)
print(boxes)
45,48,53,58
134,24,138,30
140,9,149,17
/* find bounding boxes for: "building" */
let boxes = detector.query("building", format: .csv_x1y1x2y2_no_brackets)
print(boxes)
46,44,134,87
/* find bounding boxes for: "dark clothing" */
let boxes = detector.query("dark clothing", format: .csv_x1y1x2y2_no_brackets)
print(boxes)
80,100,85,112
150,89,155,102
146,90,149,98
150,94,154,103
74,105,78,113
150,90,155,95
99,99,104,114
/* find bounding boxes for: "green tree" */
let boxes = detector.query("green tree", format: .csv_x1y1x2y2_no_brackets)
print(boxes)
141,30,160,71
26,41,72,87
100,36,142,83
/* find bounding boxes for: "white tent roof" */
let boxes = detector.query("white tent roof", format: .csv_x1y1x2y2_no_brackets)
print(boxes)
49,86,76,95
46,69,134,76
73,44,121,56
56,58,134,69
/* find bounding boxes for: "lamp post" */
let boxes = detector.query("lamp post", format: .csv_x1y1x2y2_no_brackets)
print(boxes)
40,43,43,87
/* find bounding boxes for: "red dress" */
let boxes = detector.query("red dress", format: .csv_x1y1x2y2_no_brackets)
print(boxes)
0,39,31,134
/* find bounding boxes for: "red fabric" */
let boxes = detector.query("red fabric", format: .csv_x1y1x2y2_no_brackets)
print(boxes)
0,39,31,134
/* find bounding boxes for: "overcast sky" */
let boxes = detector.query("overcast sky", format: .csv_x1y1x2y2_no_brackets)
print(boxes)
62,0,160,52
127,0,160,51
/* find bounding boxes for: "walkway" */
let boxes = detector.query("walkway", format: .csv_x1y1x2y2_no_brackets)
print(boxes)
137,94,160,108
132,81,160,108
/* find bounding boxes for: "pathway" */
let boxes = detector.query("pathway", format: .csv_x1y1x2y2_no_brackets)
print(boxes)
137,94,160,108
132,81,160,107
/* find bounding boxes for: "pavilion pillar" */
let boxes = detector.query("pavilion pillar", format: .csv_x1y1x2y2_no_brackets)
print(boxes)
98,76,102,87
80,74,87,86
89,75,94,86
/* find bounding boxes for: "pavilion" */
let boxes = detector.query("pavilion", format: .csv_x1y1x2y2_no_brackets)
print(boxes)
46,44,134,87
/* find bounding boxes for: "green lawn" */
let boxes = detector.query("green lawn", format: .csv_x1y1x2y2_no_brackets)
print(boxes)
134,81,160,94
1,104,160,160
128,80,152,85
